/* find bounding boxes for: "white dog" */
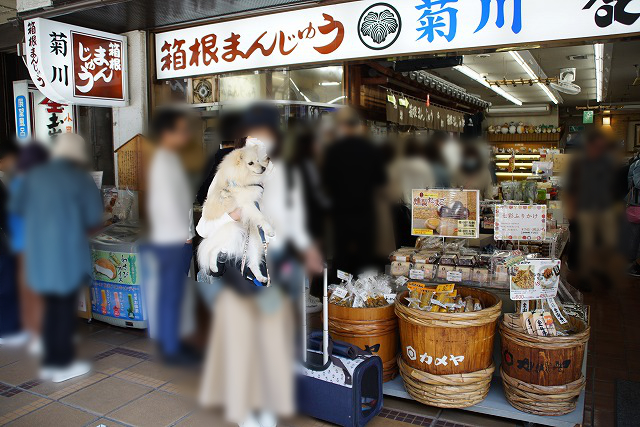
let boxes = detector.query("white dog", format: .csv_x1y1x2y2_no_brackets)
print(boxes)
197,144,274,283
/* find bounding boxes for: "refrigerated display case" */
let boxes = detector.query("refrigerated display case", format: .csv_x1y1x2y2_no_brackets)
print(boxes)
89,221,147,329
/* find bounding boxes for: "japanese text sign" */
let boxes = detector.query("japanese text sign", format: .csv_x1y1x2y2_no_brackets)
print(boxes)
494,204,546,241
24,18,127,107
411,189,479,239
509,259,560,300
155,0,640,79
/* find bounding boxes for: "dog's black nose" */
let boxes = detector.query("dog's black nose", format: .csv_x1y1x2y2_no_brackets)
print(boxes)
260,166,266,173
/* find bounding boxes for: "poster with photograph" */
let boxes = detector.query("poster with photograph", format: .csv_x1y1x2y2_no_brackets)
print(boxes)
411,189,480,238
509,259,561,300
494,205,547,241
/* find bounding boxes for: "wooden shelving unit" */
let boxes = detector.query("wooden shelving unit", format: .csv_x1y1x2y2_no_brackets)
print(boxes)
487,133,561,143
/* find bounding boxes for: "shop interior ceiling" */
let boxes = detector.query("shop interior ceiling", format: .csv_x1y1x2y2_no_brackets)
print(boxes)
433,39,640,108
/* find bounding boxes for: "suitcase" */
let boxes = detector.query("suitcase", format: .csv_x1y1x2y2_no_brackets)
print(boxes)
296,266,384,427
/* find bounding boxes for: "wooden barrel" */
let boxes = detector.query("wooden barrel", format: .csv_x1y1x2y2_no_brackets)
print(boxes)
499,315,590,416
395,287,501,375
394,287,501,408
328,302,398,382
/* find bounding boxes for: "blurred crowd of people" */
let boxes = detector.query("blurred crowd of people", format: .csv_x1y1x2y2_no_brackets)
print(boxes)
0,103,639,426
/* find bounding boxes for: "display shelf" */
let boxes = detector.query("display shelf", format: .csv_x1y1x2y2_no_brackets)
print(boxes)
383,280,585,427
383,374,585,427
488,133,561,143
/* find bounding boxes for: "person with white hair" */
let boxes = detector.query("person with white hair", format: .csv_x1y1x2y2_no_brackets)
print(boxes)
10,133,103,383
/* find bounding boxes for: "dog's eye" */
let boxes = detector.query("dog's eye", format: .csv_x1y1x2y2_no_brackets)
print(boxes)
248,162,254,165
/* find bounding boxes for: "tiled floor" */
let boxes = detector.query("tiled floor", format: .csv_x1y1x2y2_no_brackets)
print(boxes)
581,275,640,427
0,319,524,427
3,274,637,427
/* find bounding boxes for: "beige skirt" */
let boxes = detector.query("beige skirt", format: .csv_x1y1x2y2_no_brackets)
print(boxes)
199,288,295,424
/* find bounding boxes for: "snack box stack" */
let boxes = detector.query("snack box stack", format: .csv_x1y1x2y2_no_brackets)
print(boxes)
388,247,492,286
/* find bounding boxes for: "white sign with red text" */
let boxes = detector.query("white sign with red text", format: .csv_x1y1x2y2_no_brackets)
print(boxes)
155,0,640,79
494,205,547,241
24,18,128,107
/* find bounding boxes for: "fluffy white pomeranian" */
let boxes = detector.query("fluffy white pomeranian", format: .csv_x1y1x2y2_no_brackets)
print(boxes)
197,143,274,282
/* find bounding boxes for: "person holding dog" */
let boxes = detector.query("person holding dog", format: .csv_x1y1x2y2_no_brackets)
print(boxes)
199,104,322,427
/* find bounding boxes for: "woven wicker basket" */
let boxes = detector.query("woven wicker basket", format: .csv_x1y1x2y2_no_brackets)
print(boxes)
499,315,590,416
398,357,494,408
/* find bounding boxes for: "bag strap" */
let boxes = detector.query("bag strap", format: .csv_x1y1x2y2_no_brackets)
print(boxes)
326,338,352,386
239,201,271,287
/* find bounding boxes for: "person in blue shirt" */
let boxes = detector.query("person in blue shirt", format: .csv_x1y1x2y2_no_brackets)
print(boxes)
8,142,49,354
10,133,103,383
0,140,20,345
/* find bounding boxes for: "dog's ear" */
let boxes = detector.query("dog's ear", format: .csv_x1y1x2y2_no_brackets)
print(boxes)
235,150,243,166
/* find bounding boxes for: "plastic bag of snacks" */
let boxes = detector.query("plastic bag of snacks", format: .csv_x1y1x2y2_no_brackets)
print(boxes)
513,297,578,336
329,274,397,308
405,284,483,313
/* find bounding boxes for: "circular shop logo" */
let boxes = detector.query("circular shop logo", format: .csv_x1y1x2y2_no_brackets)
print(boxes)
358,3,401,50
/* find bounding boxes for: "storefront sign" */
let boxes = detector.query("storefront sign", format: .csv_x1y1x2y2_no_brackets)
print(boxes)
583,110,594,124
13,81,32,142
494,204,546,241
386,94,465,132
155,0,640,79
33,91,75,142
23,18,128,107
411,189,479,238
509,259,560,300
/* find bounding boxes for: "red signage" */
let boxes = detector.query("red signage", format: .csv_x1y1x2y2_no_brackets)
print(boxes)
72,32,124,100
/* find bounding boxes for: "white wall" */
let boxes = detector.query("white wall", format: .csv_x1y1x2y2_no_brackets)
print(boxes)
112,30,148,151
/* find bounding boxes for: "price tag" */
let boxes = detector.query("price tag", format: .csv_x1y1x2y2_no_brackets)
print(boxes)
337,270,353,282
435,284,455,293
395,276,409,286
384,293,397,303
446,271,462,282
409,269,425,280
407,281,428,291
332,287,348,299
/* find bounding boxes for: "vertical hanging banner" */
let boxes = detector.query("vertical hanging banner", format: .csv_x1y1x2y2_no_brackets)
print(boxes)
23,18,128,107
155,0,640,79
12,81,32,142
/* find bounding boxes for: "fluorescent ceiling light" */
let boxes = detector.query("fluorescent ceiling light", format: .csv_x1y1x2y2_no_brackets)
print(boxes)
594,43,604,102
290,78,311,102
319,82,340,86
509,51,559,105
487,104,550,116
327,95,346,104
453,65,522,106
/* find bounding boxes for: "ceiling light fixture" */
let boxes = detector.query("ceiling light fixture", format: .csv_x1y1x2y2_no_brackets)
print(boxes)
509,51,559,105
327,95,347,104
594,43,604,102
319,82,340,86
453,65,522,105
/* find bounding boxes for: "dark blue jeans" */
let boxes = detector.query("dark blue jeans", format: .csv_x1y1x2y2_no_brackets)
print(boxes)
150,243,193,356
0,254,19,337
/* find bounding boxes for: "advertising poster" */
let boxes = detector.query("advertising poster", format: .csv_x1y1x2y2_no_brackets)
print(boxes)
494,205,547,241
90,280,143,321
91,249,137,285
411,189,479,238
509,259,561,300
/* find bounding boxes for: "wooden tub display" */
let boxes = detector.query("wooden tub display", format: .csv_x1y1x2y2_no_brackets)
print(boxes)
395,287,502,408
499,314,590,416
328,301,399,382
